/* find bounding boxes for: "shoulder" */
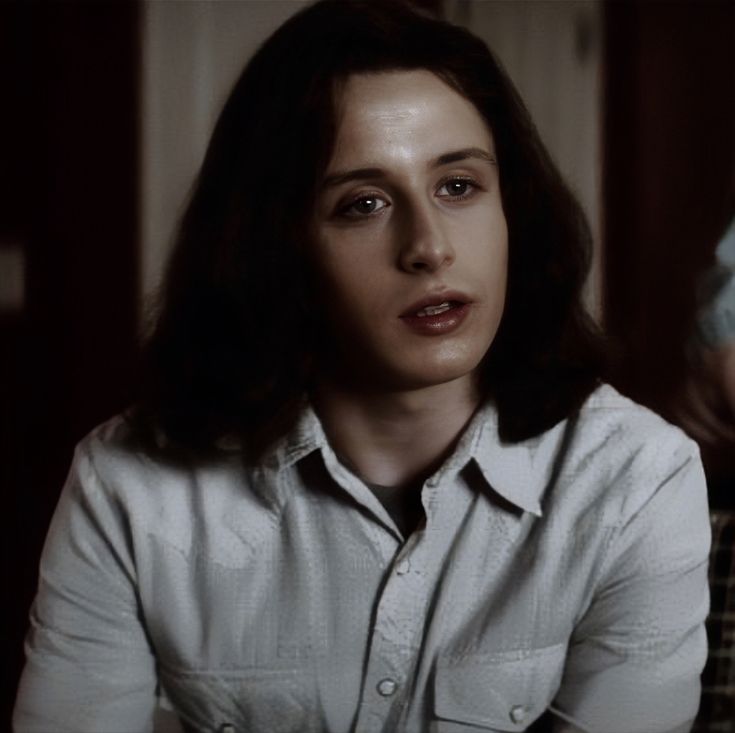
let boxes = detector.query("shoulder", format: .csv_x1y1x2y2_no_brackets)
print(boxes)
576,382,700,466
68,414,280,562
77,412,142,467
75,412,253,496
72,413,192,503
556,383,705,526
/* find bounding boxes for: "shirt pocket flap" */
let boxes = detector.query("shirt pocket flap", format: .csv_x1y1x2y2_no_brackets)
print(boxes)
159,665,314,733
434,643,567,731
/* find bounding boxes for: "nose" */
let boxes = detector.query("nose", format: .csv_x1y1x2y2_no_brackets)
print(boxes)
397,199,455,274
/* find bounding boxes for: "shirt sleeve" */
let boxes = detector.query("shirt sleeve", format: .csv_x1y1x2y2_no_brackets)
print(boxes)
13,442,158,733
550,440,711,733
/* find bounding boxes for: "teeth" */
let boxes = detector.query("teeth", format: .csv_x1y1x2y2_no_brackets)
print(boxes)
416,301,452,317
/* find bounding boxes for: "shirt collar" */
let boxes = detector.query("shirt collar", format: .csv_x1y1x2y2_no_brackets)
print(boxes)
267,400,560,517
268,402,329,470
414,401,551,518
465,402,559,517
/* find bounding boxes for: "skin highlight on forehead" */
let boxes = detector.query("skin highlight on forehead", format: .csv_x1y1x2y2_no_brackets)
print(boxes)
322,147,497,190
327,69,496,181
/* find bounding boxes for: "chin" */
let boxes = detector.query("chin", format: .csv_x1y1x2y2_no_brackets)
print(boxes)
377,352,488,392
333,332,495,393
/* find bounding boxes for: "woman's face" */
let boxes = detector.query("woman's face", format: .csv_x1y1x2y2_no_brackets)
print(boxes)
312,69,508,393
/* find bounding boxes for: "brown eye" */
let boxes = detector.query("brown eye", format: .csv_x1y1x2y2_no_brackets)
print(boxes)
446,181,469,196
437,178,478,200
339,194,389,218
354,197,380,214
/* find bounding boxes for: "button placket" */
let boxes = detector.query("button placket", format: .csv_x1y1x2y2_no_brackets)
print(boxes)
352,541,428,732
354,473,477,733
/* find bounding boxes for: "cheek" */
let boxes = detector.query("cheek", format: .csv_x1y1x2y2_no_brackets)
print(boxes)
316,235,389,298
312,247,389,329
464,211,508,285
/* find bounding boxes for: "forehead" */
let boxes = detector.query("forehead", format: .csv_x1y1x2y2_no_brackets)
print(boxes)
330,70,494,165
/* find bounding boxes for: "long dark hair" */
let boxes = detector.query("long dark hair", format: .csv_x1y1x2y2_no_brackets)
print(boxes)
132,0,606,461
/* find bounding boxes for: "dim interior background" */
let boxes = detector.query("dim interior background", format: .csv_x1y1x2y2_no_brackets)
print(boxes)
1,0,733,726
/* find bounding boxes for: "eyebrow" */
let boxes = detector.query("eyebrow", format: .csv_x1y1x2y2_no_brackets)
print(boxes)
322,147,497,189
435,147,497,167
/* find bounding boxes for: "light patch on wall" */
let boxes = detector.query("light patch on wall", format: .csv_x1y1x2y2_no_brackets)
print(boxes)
0,244,25,313
450,0,604,320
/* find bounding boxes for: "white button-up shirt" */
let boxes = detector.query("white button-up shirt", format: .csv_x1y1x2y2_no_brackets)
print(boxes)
14,384,710,733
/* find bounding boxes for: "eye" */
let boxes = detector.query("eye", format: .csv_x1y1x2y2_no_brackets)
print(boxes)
436,177,479,201
338,194,389,219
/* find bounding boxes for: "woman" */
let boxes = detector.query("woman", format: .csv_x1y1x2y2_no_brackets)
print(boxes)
14,1,710,731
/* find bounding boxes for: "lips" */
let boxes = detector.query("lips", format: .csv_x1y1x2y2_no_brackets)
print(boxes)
399,291,472,336
400,291,471,318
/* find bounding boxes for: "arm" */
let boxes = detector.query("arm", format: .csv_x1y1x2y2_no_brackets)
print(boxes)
13,442,158,732
550,443,711,733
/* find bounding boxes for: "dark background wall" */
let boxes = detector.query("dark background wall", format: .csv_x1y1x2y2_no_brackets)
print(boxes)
1,2,140,725
603,0,735,498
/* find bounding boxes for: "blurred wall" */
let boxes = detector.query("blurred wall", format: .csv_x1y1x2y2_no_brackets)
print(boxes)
140,0,306,311
1,3,140,726
603,0,735,498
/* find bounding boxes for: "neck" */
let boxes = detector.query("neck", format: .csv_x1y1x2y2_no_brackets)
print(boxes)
312,376,481,488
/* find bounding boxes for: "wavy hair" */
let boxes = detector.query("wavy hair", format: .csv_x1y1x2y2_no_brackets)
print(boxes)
132,0,607,460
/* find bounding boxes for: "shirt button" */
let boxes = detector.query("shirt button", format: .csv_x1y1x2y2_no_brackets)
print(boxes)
219,725,236,733
377,678,398,696
396,559,410,575
509,705,526,724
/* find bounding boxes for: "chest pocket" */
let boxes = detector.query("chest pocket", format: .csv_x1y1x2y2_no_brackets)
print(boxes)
158,665,317,733
432,643,567,732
